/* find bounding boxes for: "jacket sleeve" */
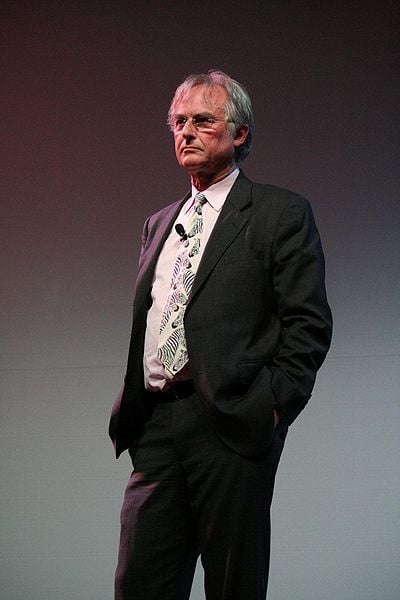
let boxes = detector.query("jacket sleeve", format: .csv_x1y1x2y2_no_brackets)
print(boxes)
269,196,332,423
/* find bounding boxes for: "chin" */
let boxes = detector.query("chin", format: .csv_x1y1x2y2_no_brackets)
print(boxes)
180,158,203,172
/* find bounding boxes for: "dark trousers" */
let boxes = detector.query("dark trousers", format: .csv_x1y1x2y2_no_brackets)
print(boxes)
115,392,288,600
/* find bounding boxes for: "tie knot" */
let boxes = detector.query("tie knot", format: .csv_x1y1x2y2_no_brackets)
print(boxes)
193,193,206,215
194,193,207,207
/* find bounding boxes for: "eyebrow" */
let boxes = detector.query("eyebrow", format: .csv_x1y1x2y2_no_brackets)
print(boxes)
173,111,215,118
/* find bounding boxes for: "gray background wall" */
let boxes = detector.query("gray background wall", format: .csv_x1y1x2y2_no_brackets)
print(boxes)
1,1,399,599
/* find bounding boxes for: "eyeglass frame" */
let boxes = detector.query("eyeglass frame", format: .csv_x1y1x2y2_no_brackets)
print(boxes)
168,112,235,133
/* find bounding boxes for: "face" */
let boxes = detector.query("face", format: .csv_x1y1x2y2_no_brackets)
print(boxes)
171,84,248,187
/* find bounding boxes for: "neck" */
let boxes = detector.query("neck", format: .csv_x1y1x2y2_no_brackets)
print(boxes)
190,163,238,192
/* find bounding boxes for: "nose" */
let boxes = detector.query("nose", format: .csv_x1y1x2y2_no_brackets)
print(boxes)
181,118,196,137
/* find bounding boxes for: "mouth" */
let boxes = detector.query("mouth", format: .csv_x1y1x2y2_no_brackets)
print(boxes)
181,145,201,153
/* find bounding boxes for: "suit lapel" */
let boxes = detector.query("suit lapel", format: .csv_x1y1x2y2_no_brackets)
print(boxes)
189,172,253,303
133,173,253,317
132,193,190,320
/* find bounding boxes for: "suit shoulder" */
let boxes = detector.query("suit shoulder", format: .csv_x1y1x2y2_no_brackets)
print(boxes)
245,181,313,223
251,180,308,206
236,171,310,207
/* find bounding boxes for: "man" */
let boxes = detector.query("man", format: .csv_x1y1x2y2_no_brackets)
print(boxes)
109,70,332,600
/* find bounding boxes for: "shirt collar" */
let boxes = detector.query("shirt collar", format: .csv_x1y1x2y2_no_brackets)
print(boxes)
186,167,240,213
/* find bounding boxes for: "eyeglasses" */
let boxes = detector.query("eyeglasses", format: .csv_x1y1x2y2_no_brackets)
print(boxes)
170,114,233,133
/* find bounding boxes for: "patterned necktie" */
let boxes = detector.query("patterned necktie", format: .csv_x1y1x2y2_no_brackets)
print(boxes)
158,193,207,378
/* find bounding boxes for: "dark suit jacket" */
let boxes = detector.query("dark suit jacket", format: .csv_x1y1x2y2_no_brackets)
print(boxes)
109,171,332,458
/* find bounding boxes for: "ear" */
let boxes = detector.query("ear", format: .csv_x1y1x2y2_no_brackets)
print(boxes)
233,124,249,148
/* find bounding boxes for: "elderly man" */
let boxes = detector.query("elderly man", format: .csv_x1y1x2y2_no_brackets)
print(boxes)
109,70,332,600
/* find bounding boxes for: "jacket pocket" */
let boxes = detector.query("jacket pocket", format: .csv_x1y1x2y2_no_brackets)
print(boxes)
224,253,264,264
238,360,268,386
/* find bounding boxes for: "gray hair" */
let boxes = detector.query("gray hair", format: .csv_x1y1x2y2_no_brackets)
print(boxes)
168,69,254,161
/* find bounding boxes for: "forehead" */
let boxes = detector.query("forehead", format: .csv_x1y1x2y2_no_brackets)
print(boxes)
173,84,229,114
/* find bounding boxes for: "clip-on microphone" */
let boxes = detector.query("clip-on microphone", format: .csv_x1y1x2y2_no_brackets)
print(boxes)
175,223,187,241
